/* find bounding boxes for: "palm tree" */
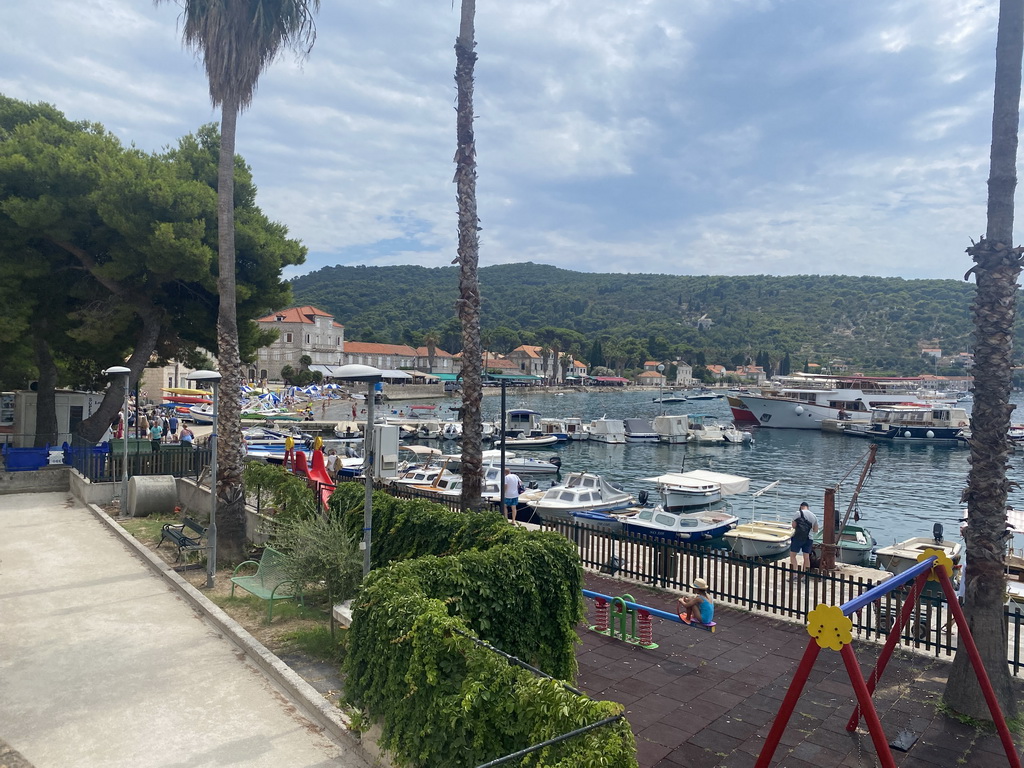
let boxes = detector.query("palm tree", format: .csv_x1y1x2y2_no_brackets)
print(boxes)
453,0,483,511
944,0,1022,720
157,0,320,561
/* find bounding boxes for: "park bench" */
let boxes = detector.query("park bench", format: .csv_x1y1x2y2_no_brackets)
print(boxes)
230,547,301,622
158,517,207,564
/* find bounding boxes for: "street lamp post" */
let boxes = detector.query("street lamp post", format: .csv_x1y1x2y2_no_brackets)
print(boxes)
333,364,383,576
103,366,131,512
187,370,221,589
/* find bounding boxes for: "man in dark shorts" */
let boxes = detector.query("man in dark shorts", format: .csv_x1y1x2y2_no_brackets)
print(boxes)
789,501,819,580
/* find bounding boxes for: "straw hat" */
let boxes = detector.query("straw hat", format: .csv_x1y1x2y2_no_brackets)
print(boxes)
691,577,709,591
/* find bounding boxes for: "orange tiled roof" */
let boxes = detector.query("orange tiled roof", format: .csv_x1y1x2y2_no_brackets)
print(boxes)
258,306,341,326
415,346,453,358
511,345,543,359
344,341,419,356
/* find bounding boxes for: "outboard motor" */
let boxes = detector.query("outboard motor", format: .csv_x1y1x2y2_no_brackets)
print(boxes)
549,456,562,468
933,522,944,544
638,490,650,506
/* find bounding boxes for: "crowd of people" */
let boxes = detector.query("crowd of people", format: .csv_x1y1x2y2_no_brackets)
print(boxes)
107,408,194,451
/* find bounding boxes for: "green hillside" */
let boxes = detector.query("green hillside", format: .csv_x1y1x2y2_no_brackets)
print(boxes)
290,263,994,375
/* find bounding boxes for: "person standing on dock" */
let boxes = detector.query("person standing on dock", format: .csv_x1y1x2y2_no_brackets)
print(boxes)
503,469,523,524
789,501,818,579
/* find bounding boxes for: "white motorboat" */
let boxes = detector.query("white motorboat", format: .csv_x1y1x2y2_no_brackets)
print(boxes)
623,505,739,542
724,521,793,558
588,417,626,444
523,472,635,525
538,417,589,441
686,414,753,444
653,392,688,404
643,470,750,511
505,408,543,437
723,481,793,558
875,527,963,581
440,421,463,441
482,455,562,476
493,434,559,449
188,403,215,425
737,374,952,430
624,418,659,443
653,414,690,444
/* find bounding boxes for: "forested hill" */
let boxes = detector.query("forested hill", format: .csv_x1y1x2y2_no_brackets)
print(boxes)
290,263,999,374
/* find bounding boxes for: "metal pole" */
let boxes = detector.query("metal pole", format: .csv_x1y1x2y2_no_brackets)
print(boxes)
207,380,219,589
121,373,129,512
362,381,376,576
821,486,837,571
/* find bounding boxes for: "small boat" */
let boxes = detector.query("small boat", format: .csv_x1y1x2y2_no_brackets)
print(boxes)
588,417,626,444
523,472,635,525
188,403,215,425
724,521,793,558
688,390,723,401
653,414,690,444
814,523,876,566
623,504,739,542
623,418,658,443
643,470,750,511
653,392,688,404
723,481,792,558
505,408,543,437
494,434,559,449
163,394,213,404
483,455,562,476
440,422,463,441
686,414,753,444
875,526,963,580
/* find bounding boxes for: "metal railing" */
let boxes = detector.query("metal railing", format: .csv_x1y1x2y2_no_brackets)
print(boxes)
542,519,1024,676
66,435,211,482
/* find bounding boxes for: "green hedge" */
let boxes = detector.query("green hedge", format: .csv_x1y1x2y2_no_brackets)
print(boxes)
333,483,637,767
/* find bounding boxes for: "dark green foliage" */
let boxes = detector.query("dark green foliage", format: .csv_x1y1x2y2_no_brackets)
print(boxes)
243,460,317,525
334,484,629,767
292,263,988,374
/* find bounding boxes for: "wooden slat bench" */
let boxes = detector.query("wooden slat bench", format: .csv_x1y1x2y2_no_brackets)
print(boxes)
230,547,301,622
158,517,207,564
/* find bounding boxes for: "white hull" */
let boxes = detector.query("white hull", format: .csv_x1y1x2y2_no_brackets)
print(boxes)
724,521,793,558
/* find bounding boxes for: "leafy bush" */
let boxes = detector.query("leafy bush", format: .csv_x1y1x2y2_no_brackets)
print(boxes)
346,583,636,768
243,459,317,524
336,485,635,766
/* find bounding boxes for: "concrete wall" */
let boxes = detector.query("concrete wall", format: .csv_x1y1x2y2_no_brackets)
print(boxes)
0,466,70,495
176,478,274,545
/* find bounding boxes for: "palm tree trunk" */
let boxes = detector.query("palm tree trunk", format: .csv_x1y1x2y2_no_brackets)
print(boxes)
944,0,1023,721
454,0,483,511
215,96,248,562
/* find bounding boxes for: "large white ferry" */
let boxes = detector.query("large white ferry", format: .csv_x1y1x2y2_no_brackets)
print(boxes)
736,374,952,430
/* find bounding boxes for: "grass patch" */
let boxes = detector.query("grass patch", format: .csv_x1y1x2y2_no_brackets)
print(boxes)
120,514,179,546
937,700,998,732
280,624,347,663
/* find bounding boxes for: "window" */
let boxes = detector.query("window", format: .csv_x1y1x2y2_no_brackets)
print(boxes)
305,334,310,344
285,332,293,343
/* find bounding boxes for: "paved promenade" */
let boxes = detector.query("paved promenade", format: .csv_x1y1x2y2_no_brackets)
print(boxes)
578,572,1023,767
0,492,369,768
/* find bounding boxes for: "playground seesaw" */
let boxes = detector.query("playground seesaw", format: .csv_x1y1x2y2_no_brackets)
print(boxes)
581,589,716,650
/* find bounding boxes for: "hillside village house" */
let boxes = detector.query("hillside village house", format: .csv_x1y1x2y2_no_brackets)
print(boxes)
254,306,344,382
636,370,666,387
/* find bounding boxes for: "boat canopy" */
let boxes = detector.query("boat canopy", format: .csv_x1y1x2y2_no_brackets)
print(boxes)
378,369,413,380
643,470,751,496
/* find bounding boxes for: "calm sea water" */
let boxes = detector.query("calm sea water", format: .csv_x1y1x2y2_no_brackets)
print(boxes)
325,388,1024,548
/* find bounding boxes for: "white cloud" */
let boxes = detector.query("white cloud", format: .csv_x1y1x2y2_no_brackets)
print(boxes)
0,0,1011,280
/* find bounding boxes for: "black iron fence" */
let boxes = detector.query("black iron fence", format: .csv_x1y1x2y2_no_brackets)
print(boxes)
541,519,1024,676
66,435,211,482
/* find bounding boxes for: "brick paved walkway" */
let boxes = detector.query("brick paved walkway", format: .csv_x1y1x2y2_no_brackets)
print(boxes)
578,573,1023,768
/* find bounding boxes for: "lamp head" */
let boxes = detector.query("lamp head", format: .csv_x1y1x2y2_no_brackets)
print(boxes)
186,370,222,384
333,364,383,383
103,366,130,376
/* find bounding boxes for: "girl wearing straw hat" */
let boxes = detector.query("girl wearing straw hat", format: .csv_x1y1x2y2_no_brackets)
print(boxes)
677,577,714,625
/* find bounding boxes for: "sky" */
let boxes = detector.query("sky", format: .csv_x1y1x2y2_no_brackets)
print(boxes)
0,1,1009,280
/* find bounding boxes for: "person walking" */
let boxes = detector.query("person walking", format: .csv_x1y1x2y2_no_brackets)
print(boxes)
179,425,194,446
503,469,524,525
149,420,164,453
789,501,819,579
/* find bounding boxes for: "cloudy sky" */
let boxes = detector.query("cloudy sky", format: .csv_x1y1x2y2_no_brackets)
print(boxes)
0,1,1009,279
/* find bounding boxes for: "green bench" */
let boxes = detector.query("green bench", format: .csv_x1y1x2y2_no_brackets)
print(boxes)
230,547,301,622
158,517,207,564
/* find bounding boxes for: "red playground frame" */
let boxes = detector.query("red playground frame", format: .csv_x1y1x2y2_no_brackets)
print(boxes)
755,549,1021,768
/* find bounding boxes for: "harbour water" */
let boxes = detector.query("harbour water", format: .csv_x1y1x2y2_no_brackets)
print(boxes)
320,388,1024,549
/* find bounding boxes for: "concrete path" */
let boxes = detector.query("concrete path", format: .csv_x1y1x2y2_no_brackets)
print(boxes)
0,492,369,768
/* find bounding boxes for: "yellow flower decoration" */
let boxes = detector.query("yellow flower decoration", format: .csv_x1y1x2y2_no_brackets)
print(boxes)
917,547,954,582
806,604,853,651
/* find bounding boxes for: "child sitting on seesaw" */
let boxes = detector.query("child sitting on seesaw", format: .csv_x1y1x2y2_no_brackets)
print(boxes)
676,577,714,625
